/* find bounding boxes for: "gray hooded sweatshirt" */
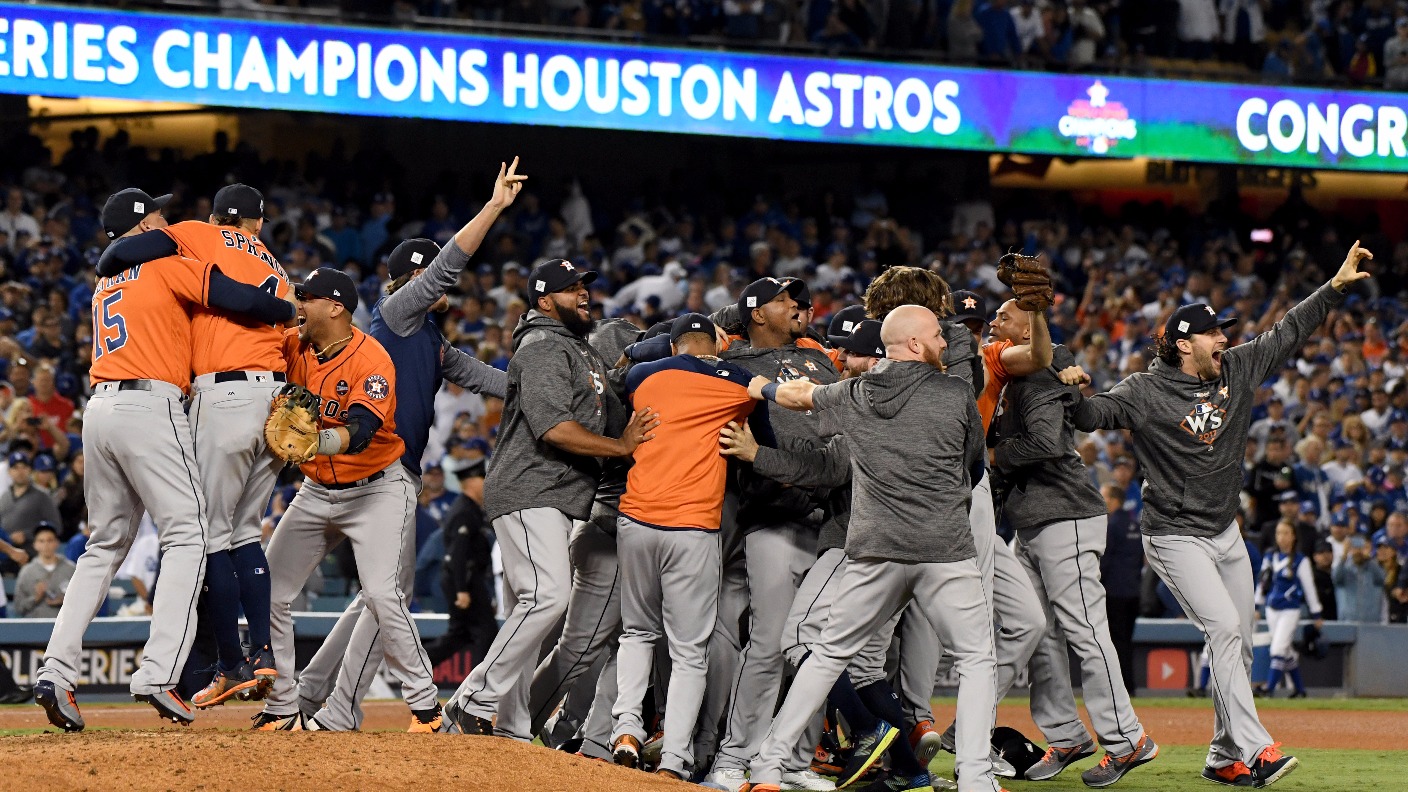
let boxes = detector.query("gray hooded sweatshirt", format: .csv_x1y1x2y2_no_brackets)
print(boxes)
484,311,625,522
813,359,982,563
1073,283,1346,538
991,345,1105,532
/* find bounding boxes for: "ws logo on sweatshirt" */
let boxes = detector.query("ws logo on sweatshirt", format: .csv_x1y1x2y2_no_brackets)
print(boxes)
1182,400,1227,445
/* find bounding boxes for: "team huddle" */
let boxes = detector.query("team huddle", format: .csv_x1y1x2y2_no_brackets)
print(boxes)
33,157,1375,792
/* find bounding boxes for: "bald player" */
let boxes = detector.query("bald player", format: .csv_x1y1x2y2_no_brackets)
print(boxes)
252,268,439,731
36,187,296,731
740,305,999,792
98,184,293,707
609,313,770,780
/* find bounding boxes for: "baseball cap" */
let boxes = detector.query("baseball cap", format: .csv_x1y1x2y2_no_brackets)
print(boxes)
1276,490,1300,503
950,290,988,325
212,184,265,220
295,267,358,312
642,320,673,341
7,451,29,467
528,259,598,304
1299,499,1319,514
670,313,716,343
1165,303,1237,342
101,187,172,239
1314,539,1334,554
387,238,440,280
838,320,886,358
780,277,811,308
32,453,55,473
455,456,487,481
737,277,805,321
827,304,868,345
32,521,58,539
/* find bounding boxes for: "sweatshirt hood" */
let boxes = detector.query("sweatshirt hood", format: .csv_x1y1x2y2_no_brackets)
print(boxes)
861,359,941,419
1149,356,1213,386
511,310,582,352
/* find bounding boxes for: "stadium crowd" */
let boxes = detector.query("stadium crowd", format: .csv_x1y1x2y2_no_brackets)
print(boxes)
0,125,1404,675
139,0,1408,87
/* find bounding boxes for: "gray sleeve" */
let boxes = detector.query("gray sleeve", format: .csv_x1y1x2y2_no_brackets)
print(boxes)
380,242,473,337
1073,374,1146,432
442,341,507,399
711,303,743,335
1224,284,1346,387
994,390,1068,473
941,321,976,388
964,395,985,485
753,434,852,488
12,566,37,616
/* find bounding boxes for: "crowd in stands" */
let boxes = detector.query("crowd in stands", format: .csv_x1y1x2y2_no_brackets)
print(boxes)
0,124,1405,631
149,0,1408,87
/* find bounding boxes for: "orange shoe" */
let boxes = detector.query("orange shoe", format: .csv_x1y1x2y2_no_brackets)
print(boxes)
1250,742,1299,787
739,785,781,792
408,704,443,733
656,768,685,781
612,734,641,768
909,719,942,767
192,666,261,709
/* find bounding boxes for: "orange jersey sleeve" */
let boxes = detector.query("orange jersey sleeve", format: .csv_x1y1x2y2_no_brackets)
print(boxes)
796,336,843,371
976,340,1013,432
618,356,756,530
89,257,212,390
283,328,405,485
163,221,291,375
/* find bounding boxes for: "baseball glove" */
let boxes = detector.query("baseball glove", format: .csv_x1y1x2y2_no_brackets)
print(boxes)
264,383,321,464
997,251,1054,313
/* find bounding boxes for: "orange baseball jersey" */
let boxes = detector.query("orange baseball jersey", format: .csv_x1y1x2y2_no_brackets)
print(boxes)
977,339,1013,432
162,220,291,375
281,327,405,485
89,256,213,389
796,336,843,371
619,355,761,531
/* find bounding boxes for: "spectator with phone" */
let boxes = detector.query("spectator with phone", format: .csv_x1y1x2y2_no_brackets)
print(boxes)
13,522,74,617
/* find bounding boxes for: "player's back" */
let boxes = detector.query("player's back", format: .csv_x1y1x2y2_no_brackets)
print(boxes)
89,257,212,389
163,220,290,375
619,355,756,531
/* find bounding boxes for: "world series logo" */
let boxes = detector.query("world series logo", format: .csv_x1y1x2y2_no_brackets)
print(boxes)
1058,81,1138,155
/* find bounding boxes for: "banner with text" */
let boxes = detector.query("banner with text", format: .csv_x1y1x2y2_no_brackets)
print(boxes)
2,3,1408,171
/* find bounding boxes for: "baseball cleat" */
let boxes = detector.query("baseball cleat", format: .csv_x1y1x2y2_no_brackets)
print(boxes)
1025,739,1096,781
408,703,443,733
1079,733,1158,788
657,768,686,781
250,711,304,731
443,702,494,735
1249,743,1298,788
851,770,937,792
1201,761,1255,787
781,768,837,790
192,664,261,709
910,720,943,768
612,734,641,768
304,713,334,731
246,645,277,698
703,767,750,792
35,681,84,732
838,720,900,788
134,689,195,725
738,785,781,792
640,730,665,768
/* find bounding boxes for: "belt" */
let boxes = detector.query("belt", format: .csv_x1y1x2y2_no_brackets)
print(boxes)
323,471,386,491
214,371,287,384
116,379,153,391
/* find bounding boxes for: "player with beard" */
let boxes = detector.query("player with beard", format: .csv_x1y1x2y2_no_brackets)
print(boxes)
1064,243,1372,788
443,259,659,738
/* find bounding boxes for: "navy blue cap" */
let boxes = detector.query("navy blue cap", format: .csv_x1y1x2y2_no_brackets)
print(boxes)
827,304,868,344
7,451,29,467
529,259,598,303
838,319,886,358
212,183,265,220
738,277,805,321
670,313,716,343
1165,303,1237,342
388,238,441,280
950,290,987,325
101,188,172,239
295,267,358,312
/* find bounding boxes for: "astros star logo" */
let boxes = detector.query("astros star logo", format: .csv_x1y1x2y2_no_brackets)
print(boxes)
962,296,977,310
1087,81,1108,108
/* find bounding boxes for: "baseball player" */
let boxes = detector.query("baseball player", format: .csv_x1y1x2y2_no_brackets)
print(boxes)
1067,242,1373,787
740,305,1000,792
281,161,523,732
1254,522,1323,698
862,267,1046,778
97,183,293,708
36,187,297,731
609,313,771,781
703,277,838,792
442,259,658,738
251,268,439,731
986,324,1156,786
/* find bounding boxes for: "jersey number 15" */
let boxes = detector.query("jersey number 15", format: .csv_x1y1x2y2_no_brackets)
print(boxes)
92,292,129,359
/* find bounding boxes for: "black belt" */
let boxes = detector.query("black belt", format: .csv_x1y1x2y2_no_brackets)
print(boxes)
214,371,287,383
114,379,153,391
323,471,385,491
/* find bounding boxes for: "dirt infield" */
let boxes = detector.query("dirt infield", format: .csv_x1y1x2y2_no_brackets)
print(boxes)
0,699,1399,791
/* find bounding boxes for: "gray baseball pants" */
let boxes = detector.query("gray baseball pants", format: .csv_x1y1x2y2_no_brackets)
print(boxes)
450,507,573,739
189,373,284,553
611,516,721,775
1143,521,1273,768
1016,516,1144,753
749,557,999,792
39,381,208,696
696,492,743,762
262,463,437,717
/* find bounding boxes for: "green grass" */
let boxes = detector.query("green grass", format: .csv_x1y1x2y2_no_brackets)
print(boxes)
931,695,1408,712
926,745,1401,792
